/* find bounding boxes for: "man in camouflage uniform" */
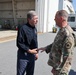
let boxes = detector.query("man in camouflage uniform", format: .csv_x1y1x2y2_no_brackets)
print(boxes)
38,10,76,75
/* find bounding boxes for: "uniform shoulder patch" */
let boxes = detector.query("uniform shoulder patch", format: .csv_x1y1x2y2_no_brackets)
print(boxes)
65,41,72,49
64,35,74,49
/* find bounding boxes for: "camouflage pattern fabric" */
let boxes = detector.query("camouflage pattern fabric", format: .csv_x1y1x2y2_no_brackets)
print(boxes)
46,25,75,75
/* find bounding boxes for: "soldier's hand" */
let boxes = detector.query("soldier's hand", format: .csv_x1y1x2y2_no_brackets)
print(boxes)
28,49,38,54
37,47,46,53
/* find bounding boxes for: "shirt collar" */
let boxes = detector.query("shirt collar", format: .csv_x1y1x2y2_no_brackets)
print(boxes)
26,22,35,29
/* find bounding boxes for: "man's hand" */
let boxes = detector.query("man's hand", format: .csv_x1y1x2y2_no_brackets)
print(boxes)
27,49,38,54
35,53,38,60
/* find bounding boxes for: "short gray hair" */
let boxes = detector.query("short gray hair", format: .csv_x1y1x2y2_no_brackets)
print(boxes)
57,10,68,21
27,10,37,19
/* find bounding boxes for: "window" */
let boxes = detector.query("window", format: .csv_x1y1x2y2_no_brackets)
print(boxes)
68,16,75,22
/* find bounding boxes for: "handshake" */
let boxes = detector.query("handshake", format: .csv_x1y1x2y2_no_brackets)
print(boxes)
27,47,46,54
37,47,46,53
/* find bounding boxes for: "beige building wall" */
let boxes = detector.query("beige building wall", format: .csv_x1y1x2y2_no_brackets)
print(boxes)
0,0,35,29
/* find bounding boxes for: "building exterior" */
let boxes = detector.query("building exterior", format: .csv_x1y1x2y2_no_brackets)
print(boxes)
36,0,75,32
0,0,35,29
0,0,75,32
36,0,59,32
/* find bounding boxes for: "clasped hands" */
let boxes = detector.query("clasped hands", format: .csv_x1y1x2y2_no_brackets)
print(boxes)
27,47,46,54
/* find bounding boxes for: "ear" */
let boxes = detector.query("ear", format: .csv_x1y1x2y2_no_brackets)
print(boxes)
61,16,63,20
27,18,30,20
61,16,65,21
27,18,31,22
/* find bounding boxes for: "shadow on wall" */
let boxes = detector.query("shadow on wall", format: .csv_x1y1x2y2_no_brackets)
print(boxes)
69,69,76,75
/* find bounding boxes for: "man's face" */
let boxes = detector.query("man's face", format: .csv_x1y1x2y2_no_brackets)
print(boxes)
29,15,38,26
54,13,61,27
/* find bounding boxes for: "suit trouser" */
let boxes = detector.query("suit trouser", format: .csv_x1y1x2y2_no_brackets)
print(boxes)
17,50,35,75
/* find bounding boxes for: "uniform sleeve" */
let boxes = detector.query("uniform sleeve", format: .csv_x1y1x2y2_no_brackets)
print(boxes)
16,27,29,52
57,35,74,71
45,43,52,53
72,33,76,47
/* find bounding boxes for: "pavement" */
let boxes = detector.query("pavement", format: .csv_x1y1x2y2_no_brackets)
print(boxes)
0,29,43,43
0,29,76,75
0,29,17,43
0,29,75,43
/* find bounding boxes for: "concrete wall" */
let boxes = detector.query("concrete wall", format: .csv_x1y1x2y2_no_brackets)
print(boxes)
0,0,35,29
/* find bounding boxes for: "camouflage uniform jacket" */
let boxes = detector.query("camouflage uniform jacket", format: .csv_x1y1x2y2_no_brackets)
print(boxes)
45,25,75,73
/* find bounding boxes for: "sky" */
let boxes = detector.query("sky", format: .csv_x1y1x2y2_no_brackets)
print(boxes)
72,0,76,11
